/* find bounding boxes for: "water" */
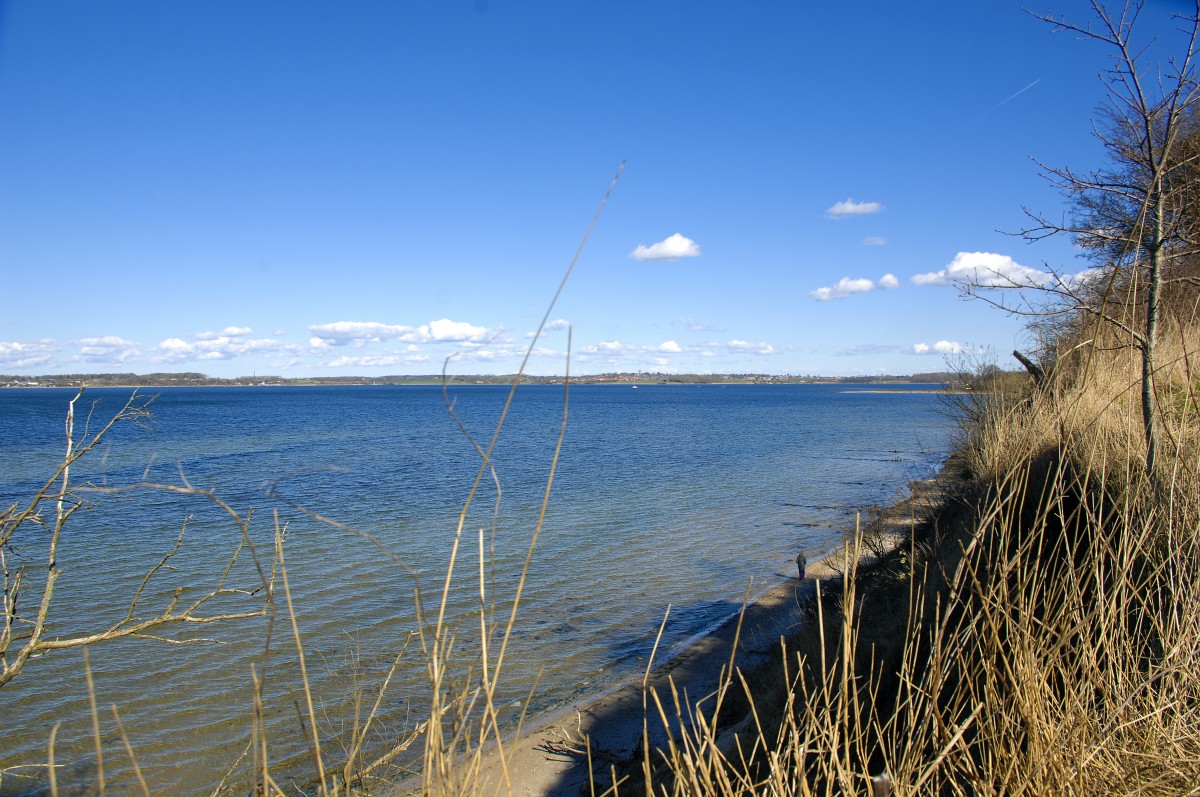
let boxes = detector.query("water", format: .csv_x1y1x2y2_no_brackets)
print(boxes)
0,383,953,795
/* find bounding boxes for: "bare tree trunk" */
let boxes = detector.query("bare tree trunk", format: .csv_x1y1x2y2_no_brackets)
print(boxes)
1012,350,1047,386
1143,195,1163,478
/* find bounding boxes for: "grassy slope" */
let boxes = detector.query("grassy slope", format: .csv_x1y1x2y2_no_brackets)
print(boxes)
607,323,1200,796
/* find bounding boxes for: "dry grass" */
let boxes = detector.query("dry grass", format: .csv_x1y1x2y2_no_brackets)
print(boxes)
8,325,1198,796
8,182,1199,796
1,166,627,797
9,326,1197,796
602,324,1200,796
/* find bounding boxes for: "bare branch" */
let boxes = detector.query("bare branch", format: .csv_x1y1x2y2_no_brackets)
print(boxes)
1,390,276,689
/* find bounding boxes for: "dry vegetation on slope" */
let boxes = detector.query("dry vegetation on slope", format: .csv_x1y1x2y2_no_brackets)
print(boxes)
601,3,1200,791
607,321,1198,796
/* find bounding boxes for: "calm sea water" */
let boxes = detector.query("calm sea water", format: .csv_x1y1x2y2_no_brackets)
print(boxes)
0,383,953,795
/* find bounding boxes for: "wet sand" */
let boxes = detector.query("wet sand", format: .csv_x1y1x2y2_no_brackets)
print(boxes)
397,475,944,796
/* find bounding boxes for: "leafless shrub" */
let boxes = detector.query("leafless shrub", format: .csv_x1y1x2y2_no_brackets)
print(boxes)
1,390,275,691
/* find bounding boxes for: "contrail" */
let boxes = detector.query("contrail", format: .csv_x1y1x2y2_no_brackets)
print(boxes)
981,78,1042,116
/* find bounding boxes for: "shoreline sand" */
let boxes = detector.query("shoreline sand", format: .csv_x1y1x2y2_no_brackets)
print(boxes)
396,471,947,796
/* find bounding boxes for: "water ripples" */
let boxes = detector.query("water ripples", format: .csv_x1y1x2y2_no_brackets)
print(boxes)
0,383,952,794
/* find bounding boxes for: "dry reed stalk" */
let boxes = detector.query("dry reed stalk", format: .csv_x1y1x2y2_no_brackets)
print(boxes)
621,323,1197,797
413,166,621,797
276,521,332,796
110,705,151,797
83,648,107,795
47,722,60,797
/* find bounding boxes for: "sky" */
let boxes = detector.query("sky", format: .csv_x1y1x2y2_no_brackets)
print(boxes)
1,0,1195,378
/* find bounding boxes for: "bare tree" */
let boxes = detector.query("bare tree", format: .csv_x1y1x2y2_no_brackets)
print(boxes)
1,389,274,688
969,2,1200,479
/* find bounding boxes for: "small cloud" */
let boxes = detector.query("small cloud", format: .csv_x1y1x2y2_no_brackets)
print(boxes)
836,344,902,356
862,236,888,246
527,318,571,338
76,335,140,363
426,318,489,341
725,339,774,355
629,233,701,262
1061,267,1104,290
309,318,490,348
658,340,682,353
0,339,58,369
911,340,967,355
196,326,253,341
597,340,629,352
308,321,415,347
878,273,899,290
326,354,429,368
155,332,300,363
826,198,884,219
672,316,716,332
809,277,876,302
912,251,1052,288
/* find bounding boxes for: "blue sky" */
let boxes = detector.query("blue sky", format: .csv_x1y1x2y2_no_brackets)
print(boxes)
0,1,1191,378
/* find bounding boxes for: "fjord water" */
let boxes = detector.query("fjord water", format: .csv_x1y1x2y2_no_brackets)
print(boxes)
0,383,953,794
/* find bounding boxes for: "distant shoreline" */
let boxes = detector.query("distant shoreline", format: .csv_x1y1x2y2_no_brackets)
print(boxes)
1,371,961,390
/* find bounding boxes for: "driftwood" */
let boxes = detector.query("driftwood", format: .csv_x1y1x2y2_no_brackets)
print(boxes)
1013,350,1047,387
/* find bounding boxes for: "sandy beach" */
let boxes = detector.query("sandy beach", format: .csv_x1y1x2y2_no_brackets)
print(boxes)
404,475,943,796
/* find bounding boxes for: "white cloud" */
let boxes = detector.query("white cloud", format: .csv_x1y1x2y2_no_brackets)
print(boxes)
911,251,1053,288
574,336,776,368
877,273,899,290
1061,267,1105,290
725,339,775,355
629,233,701,262
196,326,253,340
426,318,488,341
672,316,717,332
76,335,140,363
326,354,428,368
309,318,490,348
911,340,967,355
826,198,884,219
0,339,58,369
593,340,630,352
308,321,415,347
581,338,729,357
526,318,572,338
837,344,902,356
862,236,888,246
158,337,191,355
155,334,300,363
809,276,877,301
